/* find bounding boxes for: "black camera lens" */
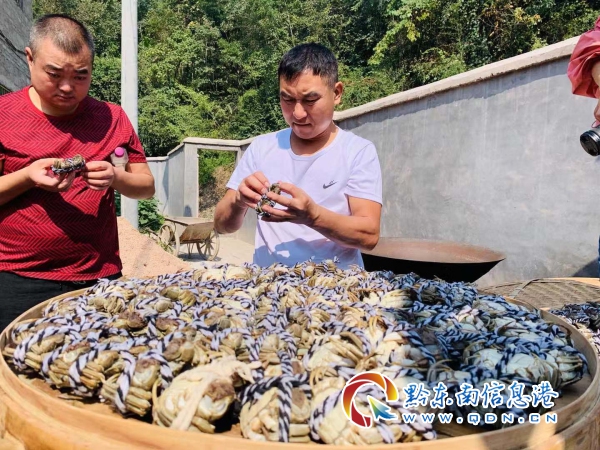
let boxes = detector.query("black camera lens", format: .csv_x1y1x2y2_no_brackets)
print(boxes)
581,130,600,157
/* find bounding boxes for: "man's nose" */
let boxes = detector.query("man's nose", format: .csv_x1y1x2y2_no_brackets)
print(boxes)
293,102,307,120
58,80,74,93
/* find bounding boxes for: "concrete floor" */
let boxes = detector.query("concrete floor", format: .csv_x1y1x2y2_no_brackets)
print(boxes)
179,234,254,268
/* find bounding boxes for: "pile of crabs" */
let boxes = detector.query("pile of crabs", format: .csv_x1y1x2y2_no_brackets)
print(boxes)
2,261,588,445
551,303,600,355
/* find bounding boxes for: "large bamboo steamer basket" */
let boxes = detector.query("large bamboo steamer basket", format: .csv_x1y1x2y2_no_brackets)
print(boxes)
0,289,598,450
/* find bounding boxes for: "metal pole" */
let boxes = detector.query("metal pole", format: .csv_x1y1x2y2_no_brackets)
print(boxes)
121,0,139,229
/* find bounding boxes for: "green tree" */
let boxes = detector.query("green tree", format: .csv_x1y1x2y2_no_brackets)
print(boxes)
33,0,600,156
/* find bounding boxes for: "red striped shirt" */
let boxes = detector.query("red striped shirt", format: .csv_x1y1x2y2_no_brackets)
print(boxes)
0,87,147,281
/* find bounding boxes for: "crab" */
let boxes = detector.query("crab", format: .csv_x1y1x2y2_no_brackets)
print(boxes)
464,341,559,386
161,336,196,374
87,293,128,316
160,286,197,306
109,310,148,334
153,357,256,432
7,323,76,372
101,353,170,416
51,154,86,174
44,342,122,394
256,183,281,218
304,326,372,371
380,289,415,309
240,373,311,442
372,324,436,371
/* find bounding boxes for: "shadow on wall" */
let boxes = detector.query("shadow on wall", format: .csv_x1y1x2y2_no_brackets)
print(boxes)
571,259,598,278
161,163,169,215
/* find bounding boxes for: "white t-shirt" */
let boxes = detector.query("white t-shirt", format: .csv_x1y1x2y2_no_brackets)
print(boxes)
227,127,382,269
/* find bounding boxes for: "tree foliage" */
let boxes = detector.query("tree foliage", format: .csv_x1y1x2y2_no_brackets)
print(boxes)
34,0,600,156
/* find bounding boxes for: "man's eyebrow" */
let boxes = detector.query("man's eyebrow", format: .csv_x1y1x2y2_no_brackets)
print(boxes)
43,64,89,74
279,91,322,98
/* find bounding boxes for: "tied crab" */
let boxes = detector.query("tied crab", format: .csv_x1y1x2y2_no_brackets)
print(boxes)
51,154,86,174
42,341,122,395
256,183,281,218
240,366,312,443
154,357,256,433
304,324,372,371
463,339,560,386
370,323,437,372
101,349,173,416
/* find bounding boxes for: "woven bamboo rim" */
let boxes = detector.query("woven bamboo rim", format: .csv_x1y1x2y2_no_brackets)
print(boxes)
480,279,600,310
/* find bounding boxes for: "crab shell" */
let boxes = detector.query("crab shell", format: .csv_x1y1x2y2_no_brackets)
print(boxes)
543,349,585,387
154,377,237,433
225,266,252,281
101,358,162,416
304,332,368,371
380,289,414,309
160,287,196,306
240,386,311,442
88,295,127,315
374,342,432,371
155,357,257,431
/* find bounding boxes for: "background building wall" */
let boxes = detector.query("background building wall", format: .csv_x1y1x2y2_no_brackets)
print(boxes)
0,0,32,92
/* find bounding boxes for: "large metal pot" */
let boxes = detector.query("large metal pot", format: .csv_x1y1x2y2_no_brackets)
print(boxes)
361,237,505,282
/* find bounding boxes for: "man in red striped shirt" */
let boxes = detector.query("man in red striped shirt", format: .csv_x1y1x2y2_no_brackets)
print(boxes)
0,14,155,330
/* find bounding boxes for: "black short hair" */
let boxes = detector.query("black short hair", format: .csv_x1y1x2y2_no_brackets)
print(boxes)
278,43,338,88
30,14,95,62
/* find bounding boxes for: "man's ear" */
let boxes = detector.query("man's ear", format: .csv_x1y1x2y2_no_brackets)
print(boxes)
334,81,344,105
25,47,34,67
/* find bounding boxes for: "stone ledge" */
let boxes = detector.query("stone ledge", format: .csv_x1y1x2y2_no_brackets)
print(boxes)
182,137,254,147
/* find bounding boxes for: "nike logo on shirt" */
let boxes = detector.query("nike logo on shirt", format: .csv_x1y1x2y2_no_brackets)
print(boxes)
323,180,337,189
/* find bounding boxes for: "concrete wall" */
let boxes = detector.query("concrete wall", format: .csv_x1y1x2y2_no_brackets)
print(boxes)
147,138,250,219
234,37,600,286
147,156,168,214
0,0,32,91
147,143,198,218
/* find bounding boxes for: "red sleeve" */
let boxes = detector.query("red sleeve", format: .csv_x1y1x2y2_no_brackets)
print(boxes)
118,107,147,164
568,16,600,98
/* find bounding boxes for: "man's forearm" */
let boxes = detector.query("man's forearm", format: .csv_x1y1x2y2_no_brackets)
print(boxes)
0,168,34,206
309,205,379,251
214,194,248,234
111,170,155,199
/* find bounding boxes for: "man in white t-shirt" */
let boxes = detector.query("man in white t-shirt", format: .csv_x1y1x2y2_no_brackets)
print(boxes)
214,43,382,268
